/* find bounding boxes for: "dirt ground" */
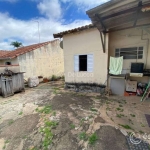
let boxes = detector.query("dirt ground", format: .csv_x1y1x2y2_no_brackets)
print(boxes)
0,81,149,150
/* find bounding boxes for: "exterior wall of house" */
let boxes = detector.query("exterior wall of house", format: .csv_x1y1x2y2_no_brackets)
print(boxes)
17,40,64,79
0,58,18,65
109,28,150,83
63,28,109,85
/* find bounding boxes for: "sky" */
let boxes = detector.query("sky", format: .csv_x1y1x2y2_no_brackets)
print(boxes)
0,0,109,50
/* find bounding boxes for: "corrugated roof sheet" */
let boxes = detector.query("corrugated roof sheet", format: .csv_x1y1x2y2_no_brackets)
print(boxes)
53,24,95,38
0,40,58,59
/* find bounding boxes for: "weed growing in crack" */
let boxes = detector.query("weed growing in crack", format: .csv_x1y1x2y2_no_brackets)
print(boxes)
128,119,134,125
40,120,59,150
70,124,75,129
79,132,87,141
139,130,144,134
18,111,23,115
8,119,14,125
116,107,124,112
119,124,132,130
88,133,98,145
2,140,9,150
36,105,52,114
90,107,98,112
52,111,56,116
130,114,136,117
116,114,124,118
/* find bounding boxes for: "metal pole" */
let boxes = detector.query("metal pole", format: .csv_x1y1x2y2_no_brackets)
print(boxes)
34,21,40,43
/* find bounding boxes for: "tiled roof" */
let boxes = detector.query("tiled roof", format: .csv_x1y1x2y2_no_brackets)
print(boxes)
0,50,10,57
0,40,58,59
53,24,95,38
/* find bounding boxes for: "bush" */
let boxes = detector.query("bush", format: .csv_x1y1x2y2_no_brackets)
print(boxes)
51,75,57,81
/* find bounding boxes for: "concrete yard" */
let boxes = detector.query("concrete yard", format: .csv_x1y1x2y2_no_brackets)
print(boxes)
0,81,149,150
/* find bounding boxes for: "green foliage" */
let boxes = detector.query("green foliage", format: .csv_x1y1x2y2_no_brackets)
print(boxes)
130,114,136,117
10,41,22,48
18,111,23,115
70,124,75,129
116,107,124,112
88,133,98,145
45,121,58,128
8,119,14,125
119,124,132,130
116,114,124,118
52,111,56,116
90,107,98,112
40,120,59,150
79,132,87,141
36,105,52,114
51,75,57,81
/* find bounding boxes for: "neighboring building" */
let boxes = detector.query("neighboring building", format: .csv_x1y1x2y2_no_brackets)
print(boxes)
53,0,150,95
0,40,64,79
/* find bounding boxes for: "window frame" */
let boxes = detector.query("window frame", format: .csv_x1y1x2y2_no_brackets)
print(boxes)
115,46,144,59
74,54,94,72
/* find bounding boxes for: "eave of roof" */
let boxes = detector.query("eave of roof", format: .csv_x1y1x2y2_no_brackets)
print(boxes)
0,39,58,59
86,0,150,33
53,24,95,38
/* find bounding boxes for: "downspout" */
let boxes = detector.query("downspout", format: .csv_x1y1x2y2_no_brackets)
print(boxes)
141,29,149,69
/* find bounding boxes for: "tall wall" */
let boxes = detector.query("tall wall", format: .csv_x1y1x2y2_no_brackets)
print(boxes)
63,28,109,85
18,40,64,79
109,28,150,82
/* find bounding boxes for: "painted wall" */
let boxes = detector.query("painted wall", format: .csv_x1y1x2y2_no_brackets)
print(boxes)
0,58,18,65
63,28,109,84
109,28,150,82
18,40,64,79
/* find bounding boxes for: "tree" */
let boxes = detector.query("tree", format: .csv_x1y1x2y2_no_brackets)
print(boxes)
10,41,22,49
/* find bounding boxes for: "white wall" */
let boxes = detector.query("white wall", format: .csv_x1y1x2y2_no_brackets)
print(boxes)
63,28,109,84
0,58,19,65
18,40,64,79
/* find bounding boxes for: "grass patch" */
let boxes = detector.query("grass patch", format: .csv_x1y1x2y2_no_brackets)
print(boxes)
4,140,9,144
36,105,52,114
139,130,144,134
79,132,87,141
8,119,14,125
88,133,98,145
119,124,132,130
52,111,56,116
90,107,98,112
70,124,75,129
130,114,136,117
18,111,23,115
40,120,59,150
116,114,124,118
116,107,124,112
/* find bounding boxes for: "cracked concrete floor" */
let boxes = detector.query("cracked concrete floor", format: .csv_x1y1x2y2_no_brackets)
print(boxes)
0,81,149,150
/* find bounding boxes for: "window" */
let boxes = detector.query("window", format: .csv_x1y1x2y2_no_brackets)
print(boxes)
115,46,143,59
74,54,93,72
5,62,11,65
79,55,87,71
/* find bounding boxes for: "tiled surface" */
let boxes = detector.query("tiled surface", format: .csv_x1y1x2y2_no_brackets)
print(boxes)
127,136,150,150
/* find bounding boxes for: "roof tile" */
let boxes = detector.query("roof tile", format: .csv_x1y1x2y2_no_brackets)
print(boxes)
0,40,58,58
